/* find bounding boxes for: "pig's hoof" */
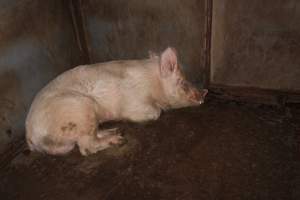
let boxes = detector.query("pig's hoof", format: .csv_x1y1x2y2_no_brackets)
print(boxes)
107,127,120,134
97,128,121,139
108,135,127,147
117,137,128,147
79,147,92,156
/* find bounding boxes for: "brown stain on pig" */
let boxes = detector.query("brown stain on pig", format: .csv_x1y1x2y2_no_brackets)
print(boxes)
43,136,58,147
61,122,77,132
42,136,65,147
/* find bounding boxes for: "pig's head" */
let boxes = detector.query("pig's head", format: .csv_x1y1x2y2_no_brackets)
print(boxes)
158,47,208,109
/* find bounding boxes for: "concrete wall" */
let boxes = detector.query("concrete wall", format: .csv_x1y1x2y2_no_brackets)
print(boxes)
0,0,82,152
211,0,300,91
82,0,208,87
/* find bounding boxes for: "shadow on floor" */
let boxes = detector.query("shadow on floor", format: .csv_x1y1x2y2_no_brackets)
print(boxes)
0,98,299,200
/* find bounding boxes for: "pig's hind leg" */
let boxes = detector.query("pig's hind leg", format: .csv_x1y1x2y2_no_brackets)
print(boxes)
43,93,125,156
39,93,102,155
40,93,123,156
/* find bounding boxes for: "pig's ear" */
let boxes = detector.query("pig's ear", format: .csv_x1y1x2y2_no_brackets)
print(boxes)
160,47,178,77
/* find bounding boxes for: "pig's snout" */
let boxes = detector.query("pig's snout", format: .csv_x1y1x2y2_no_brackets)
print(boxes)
189,88,208,104
191,89,202,103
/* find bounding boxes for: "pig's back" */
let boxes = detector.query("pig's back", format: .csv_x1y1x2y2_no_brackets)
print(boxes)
28,58,156,112
46,59,154,93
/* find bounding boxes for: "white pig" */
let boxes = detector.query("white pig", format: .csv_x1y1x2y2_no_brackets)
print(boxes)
25,47,208,156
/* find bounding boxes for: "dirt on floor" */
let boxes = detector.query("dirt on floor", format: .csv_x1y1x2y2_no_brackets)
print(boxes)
0,98,299,200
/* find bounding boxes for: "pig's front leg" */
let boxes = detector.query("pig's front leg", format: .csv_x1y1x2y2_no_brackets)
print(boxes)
125,104,161,123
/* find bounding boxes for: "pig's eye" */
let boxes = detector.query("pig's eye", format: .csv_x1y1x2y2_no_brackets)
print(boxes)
181,81,189,93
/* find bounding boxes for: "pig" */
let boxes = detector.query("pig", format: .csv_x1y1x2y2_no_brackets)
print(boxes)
25,47,208,156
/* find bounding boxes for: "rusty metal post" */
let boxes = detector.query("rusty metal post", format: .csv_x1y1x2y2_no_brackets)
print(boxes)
204,0,213,88
69,0,91,64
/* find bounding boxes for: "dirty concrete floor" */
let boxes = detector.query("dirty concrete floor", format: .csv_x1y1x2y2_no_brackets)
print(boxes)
0,99,299,200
